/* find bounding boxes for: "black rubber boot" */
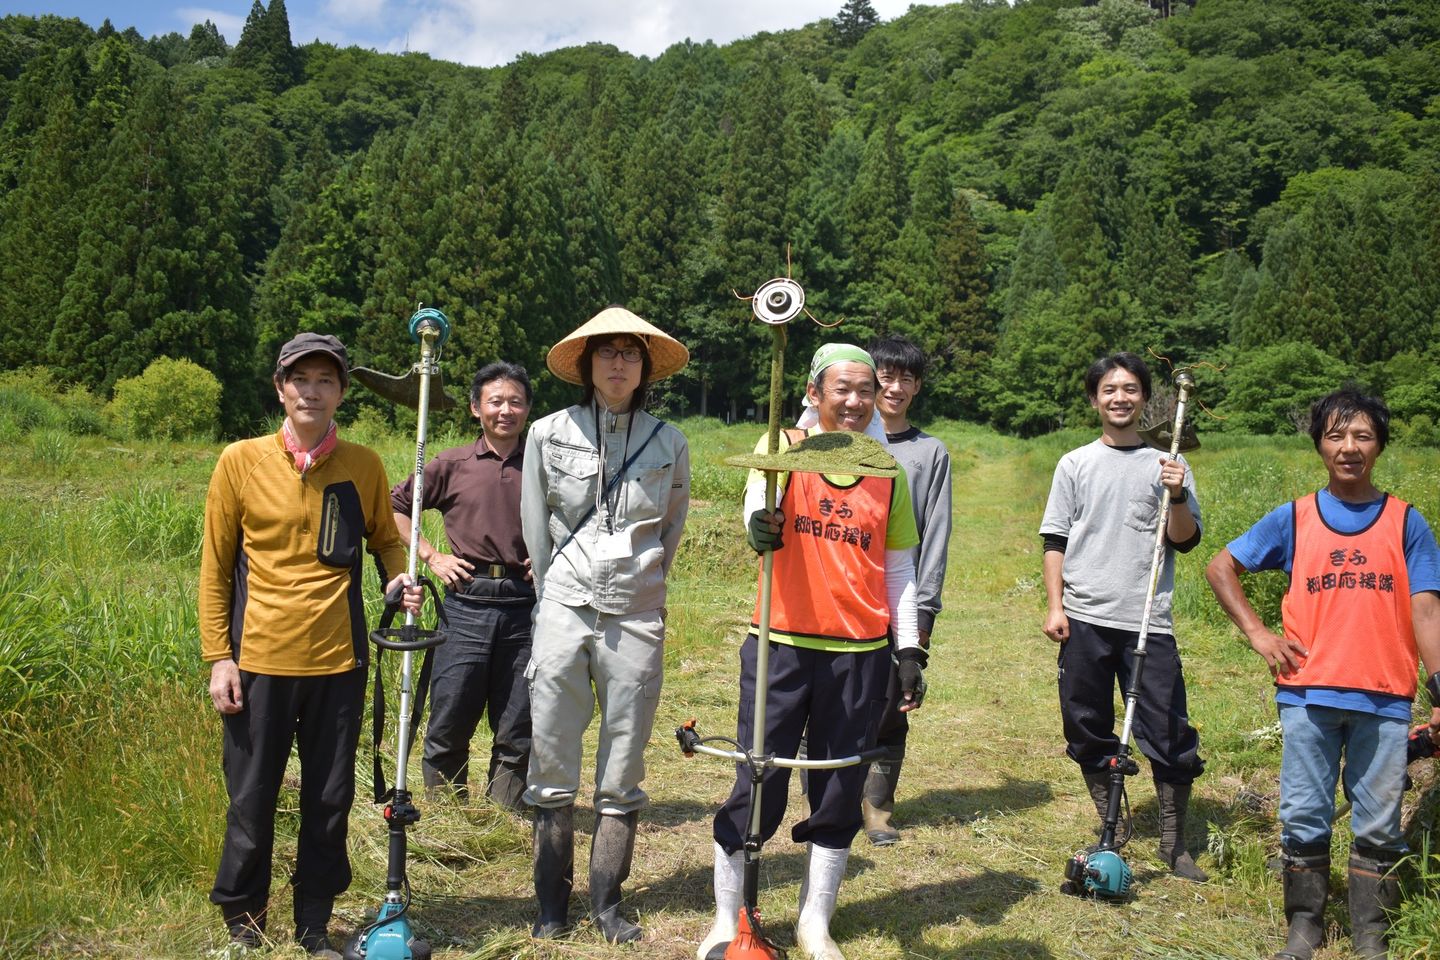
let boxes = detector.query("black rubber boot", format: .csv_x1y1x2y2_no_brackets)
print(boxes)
589,811,642,943
1348,847,1401,960
861,750,904,846
221,899,267,951
486,760,528,813
294,895,340,958
533,804,574,938
1274,846,1329,960
1155,780,1208,882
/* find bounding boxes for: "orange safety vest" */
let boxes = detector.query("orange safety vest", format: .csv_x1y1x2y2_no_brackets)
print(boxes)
1279,493,1418,699
752,466,892,649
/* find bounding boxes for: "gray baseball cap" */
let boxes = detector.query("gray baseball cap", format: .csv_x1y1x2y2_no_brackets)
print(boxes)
276,332,350,387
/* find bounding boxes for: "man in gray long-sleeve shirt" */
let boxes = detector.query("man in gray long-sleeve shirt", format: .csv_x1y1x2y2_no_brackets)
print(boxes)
861,336,953,845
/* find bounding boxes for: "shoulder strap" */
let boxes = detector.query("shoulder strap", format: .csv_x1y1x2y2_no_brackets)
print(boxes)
549,418,668,563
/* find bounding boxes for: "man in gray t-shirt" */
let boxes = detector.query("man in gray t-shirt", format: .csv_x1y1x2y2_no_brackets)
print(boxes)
1039,352,1207,881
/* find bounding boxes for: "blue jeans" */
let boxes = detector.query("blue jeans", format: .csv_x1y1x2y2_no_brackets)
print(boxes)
1278,703,1408,852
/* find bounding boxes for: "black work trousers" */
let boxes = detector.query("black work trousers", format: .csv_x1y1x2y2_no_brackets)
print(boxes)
1057,617,1203,785
420,593,533,796
713,636,890,852
210,668,365,911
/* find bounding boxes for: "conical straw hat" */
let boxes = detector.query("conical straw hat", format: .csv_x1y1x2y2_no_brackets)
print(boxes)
545,306,690,385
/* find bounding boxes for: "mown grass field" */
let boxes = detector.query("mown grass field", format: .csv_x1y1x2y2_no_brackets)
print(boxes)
2,413,1438,959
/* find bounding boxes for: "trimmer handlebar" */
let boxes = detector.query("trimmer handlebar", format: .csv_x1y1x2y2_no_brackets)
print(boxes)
675,720,891,769
370,625,447,652
369,575,447,652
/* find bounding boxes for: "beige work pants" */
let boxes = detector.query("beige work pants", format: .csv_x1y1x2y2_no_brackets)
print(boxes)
523,598,664,814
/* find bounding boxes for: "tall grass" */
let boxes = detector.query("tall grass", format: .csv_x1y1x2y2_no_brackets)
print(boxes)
94,482,207,562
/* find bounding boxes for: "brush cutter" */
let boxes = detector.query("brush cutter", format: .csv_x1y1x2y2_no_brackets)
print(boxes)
676,272,895,959
1061,369,1197,900
344,307,452,960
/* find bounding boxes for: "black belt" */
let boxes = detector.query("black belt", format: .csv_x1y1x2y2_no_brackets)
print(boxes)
451,568,534,604
472,562,526,579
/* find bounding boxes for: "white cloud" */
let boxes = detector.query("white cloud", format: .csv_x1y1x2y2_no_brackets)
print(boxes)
324,0,388,26
175,6,247,39
369,0,917,67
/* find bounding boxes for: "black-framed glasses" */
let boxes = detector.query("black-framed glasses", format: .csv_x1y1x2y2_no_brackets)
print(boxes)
596,345,643,363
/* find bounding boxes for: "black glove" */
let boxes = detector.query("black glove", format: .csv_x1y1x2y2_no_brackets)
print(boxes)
896,646,928,710
746,509,784,554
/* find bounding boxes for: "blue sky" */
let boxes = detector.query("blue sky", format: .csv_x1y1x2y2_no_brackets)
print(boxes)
7,1,916,67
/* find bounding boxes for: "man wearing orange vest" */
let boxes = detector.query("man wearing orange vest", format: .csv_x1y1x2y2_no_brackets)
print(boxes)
697,344,923,960
1207,389,1440,960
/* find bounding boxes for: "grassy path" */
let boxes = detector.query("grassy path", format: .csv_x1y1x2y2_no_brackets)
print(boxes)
418,427,1279,960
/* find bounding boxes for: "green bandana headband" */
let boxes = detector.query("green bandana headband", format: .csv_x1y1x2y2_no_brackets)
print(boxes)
808,343,875,383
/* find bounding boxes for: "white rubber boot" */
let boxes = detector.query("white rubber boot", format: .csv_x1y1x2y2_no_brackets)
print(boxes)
795,843,849,960
696,842,743,960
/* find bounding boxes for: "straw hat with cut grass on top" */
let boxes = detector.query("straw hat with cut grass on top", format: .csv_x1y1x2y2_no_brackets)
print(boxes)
545,305,690,385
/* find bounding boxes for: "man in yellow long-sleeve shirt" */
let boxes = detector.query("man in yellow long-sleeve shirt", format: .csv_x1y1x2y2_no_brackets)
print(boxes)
199,332,420,956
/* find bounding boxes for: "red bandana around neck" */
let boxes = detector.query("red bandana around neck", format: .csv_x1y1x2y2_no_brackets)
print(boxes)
282,418,338,475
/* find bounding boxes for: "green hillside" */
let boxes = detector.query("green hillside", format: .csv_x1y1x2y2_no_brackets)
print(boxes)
2,0,1438,439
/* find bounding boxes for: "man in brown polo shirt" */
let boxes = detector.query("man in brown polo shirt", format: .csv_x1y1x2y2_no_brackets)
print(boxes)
391,361,535,810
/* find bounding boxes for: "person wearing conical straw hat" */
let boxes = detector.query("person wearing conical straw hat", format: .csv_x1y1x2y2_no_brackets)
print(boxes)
698,343,927,960
520,305,691,944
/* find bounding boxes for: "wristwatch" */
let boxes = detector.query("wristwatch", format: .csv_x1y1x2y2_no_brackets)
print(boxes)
1169,487,1189,505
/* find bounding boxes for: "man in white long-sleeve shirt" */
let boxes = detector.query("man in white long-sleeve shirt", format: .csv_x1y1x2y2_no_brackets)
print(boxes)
697,344,924,960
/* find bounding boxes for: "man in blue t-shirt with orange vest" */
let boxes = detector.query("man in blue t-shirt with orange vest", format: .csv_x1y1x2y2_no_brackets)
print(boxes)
1207,388,1440,960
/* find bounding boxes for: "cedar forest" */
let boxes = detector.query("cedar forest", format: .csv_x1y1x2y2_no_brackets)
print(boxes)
1,0,1438,438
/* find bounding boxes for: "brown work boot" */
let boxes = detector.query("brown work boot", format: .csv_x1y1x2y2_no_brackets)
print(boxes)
1348,847,1401,960
1082,771,1110,822
589,811,642,943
